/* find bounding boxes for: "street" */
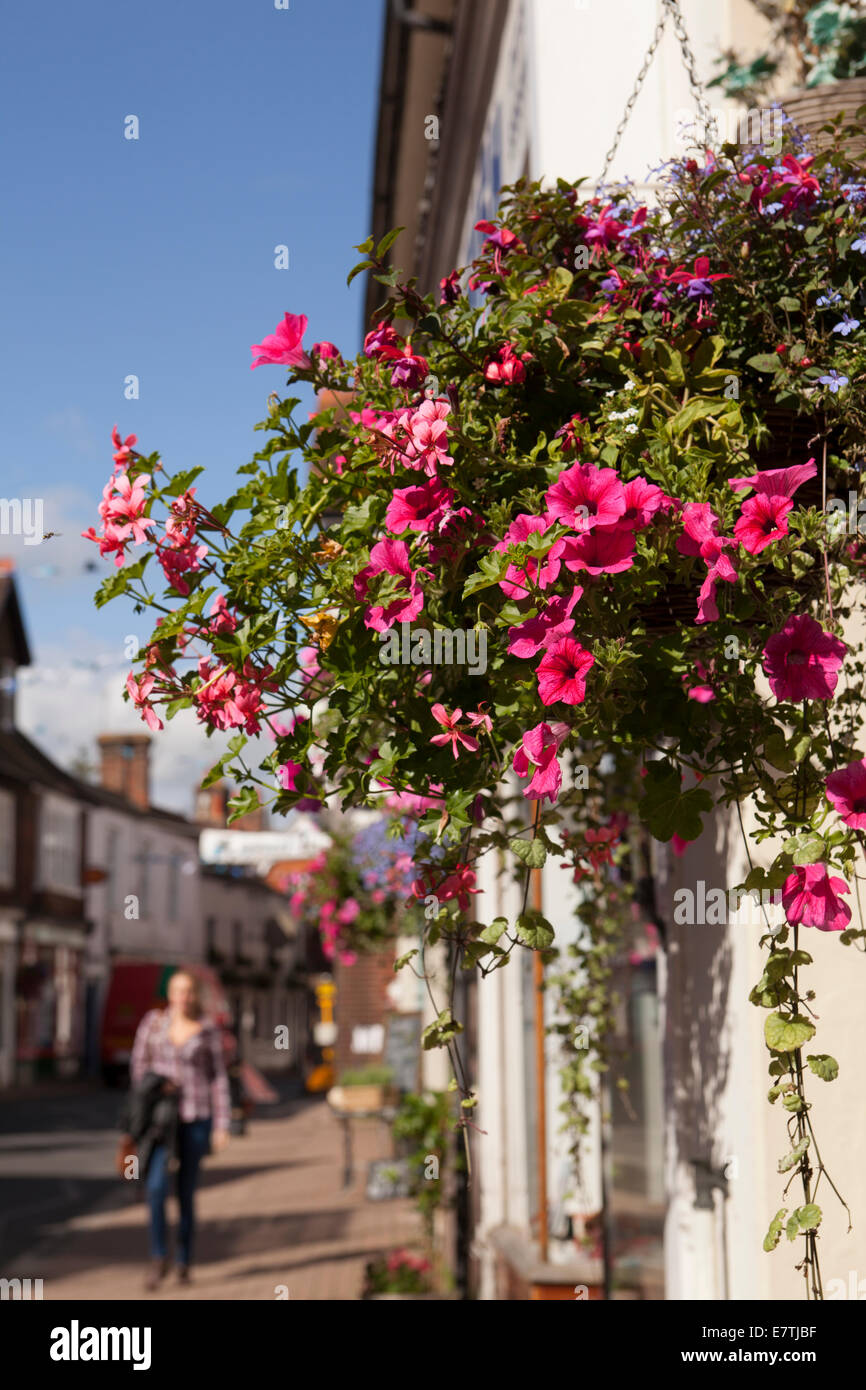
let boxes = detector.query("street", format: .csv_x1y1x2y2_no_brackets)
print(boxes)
0,1084,420,1300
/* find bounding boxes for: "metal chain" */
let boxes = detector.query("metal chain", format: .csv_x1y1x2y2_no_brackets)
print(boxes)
597,0,716,187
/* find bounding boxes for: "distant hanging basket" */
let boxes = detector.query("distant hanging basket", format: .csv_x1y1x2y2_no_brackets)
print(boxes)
778,79,866,153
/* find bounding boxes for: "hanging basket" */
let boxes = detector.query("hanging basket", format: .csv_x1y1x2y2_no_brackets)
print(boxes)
778,78,866,153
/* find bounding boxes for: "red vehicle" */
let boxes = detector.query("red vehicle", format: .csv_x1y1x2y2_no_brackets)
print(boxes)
100,960,230,1086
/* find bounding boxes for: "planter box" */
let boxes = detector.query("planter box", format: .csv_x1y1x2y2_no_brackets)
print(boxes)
330,1083,395,1111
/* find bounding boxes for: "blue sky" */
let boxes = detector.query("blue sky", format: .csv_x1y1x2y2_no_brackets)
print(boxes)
0,0,383,807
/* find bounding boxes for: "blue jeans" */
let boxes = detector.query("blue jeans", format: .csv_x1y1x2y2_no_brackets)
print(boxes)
146,1119,211,1266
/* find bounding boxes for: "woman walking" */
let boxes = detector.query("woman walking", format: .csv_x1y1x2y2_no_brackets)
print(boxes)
129,968,231,1291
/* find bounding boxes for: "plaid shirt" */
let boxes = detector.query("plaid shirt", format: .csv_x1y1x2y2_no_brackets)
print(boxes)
130,1009,231,1133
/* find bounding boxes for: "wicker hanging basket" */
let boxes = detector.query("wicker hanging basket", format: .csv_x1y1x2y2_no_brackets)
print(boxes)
778,78,866,152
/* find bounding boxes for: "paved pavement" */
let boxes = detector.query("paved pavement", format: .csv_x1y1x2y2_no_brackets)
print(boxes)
3,1089,422,1300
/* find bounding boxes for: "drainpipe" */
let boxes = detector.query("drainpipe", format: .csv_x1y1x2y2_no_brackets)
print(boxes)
390,0,453,35
531,866,548,1263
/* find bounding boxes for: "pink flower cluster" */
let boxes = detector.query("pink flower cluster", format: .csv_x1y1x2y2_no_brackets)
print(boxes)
194,656,275,735
82,430,155,568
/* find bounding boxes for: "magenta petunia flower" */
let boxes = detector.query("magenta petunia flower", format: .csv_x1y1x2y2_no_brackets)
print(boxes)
495,514,563,599
782,863,850,931
536,637,595,706
546,462,626,533
512,721,570,803
734,492,793,554
728,457,816,500
250,313,312,370
560,526,635,575
507,587,583,658
762,613,846,702
619,476,667,531
353,538,424,632
826,758,866,827
385,479,454,534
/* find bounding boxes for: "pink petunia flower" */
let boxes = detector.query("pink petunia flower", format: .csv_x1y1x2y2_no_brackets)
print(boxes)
495,514,563,599
559,527,635,575
386,479,454,534
507,587,583,658
353,538,425,632
250,313,312,370
728,458,816,500
734,493,793,555
536,637,595,706
619,477,668,531
546,462,626,533
512,721,570,804
762,614,846,702
782,863,850,931
825,758,866,827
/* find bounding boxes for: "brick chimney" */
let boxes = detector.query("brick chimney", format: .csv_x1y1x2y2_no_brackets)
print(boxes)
98,734,151,809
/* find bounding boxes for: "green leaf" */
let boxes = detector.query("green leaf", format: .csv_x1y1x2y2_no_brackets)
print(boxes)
515,911,555,950
669,397,726,437
394,950,418,972
421,1009,463,1050
639,762,712,842
778,1135,810,1173
797,1203,822,1232
778,296,801,312
806,1053,839,1082
512,837,547,868
765,1013,815,1052
375,226,405,260
786,1213,801,1242
480,918,509,945
347,259,375,287
747,352,782,373
763,1208,788,1252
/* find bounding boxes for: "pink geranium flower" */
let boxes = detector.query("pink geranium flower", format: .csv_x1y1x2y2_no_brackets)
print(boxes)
430,704,479,758
546,462,626,533
465,705,493,734
536,637,595,706
250,313,312,370
111,425,137,470
125,671,164,732
412,863,479,911
825,758,866,827
734,493,793,555
762,614,846,702
512,721,570,804
782,863,850,931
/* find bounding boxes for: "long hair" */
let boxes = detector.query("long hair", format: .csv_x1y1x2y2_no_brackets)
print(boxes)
166,967,204,1020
